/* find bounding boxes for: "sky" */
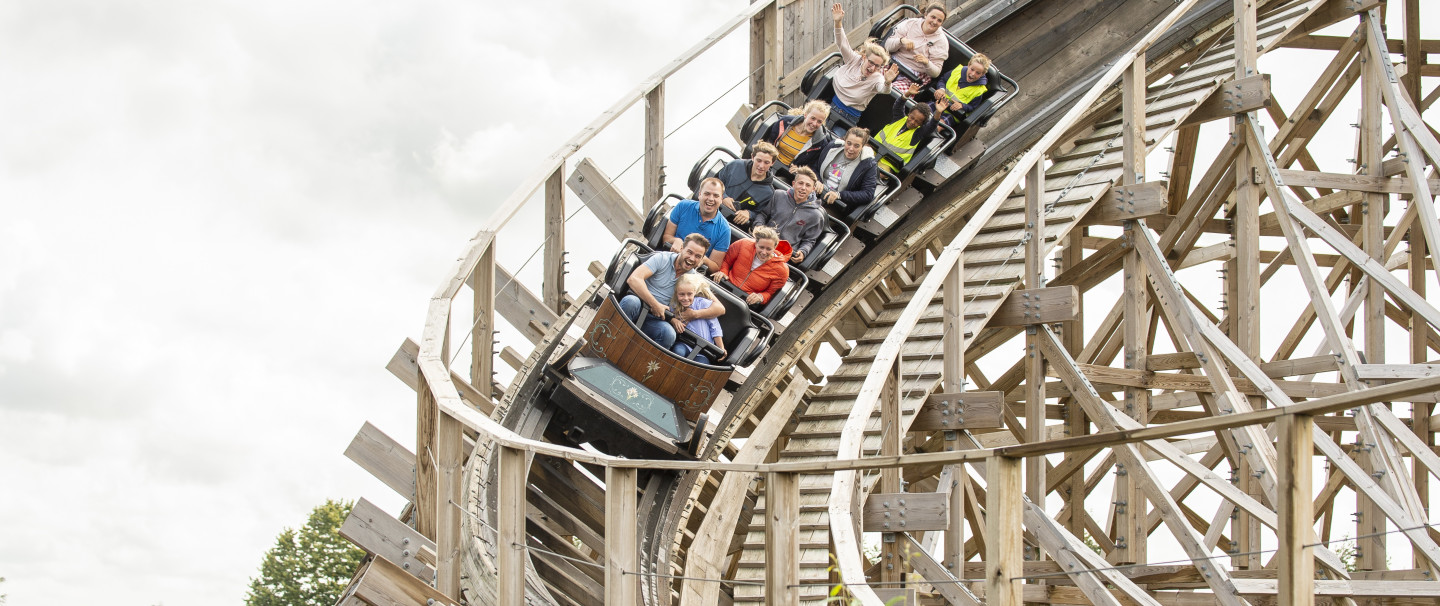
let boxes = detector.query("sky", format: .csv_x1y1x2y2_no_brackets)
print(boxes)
1,1,1436,604
0,1,745,603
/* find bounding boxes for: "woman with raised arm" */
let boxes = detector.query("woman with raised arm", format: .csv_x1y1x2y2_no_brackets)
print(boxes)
883,2,949,91
829,3,899,122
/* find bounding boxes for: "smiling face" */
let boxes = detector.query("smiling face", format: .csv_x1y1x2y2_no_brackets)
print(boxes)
675,282,696,309
843,134,865,160
698,180,723,214
922,8,945,34
862,52,886,77
791,173,816,200
678,241,707,271
750,152,774,180
755,237,778,259
799,109,826,135
904,108,927,130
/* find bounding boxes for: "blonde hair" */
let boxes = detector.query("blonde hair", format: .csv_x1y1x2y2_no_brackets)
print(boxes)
672,273,715,314
789,99,832,120
751,225,780,244
970,53,992,72
860,39,889,64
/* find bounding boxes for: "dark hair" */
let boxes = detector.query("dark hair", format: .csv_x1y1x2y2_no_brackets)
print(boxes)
845,127,871,141
909,103,933,120
922,2,946,19
683,233,711,250
791,166,819,185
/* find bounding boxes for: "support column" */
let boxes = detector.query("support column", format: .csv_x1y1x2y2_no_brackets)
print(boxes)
1116,54,1148,566
943,259,966,581
1402,0,1424,102
544,168,566,314
644,83,665,211
1024,161,1047,511
880,362,906,585
1277,414,1316,606
1357,13,1387,570
436,412,464,596
766,471,800,606
749,1,780,107
470,236,496,397
1060,233,1087,536
986,454,1023,606
606,466,640,606
1229,0,1262,570
497,446,528,606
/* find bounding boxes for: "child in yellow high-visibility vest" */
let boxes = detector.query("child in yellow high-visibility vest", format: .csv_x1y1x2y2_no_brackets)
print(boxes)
876,92,952,173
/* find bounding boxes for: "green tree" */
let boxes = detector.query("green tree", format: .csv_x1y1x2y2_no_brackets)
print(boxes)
245,499,365,606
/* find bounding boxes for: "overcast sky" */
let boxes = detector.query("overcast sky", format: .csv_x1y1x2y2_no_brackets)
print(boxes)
0,1,743,603
2,1,1436,604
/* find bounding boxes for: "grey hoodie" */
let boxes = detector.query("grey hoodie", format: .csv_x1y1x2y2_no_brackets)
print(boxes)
755,187,826,257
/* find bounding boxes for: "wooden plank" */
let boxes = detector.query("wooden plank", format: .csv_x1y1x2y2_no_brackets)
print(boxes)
897,532,980,606
1277,414,1316,606
496,265,559,346
1275,169,1440,194
544,167,566,314
349,556,459,606
909,391,1004,432
1085,181,1170,224
643,82,665,211
989,286,1081,326
471,236,496,397
1179,74,1271,125
435,412,463,595
388,338,494,415
765,471,800,606
605,466,639,606
985,454,1022,606
566,158,644,241
345,422,416,501
862,492,949,532
340,498,437,582
497,446,528,606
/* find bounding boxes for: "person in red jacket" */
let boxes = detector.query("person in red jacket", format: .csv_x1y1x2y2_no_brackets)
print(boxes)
712,226,791,307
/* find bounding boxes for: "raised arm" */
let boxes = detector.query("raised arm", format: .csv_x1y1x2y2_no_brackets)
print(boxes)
833,3,858,64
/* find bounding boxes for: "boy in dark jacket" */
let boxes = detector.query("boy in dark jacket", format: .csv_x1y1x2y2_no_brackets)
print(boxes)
716,142,777,226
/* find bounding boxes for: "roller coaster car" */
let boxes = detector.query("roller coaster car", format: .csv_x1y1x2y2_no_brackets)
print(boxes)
740,100,952,182
688,145,900,228
865,4,1019,146
642,179,847,281
543,241,775,459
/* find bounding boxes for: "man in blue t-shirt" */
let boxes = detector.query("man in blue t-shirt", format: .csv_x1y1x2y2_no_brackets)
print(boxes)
661,177,731,271
620,234,726,349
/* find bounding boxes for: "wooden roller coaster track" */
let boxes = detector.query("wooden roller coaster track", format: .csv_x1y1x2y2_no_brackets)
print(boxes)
336,1,1440,606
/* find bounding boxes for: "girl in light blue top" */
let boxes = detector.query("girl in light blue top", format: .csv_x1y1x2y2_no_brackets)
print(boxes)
670,274,726,364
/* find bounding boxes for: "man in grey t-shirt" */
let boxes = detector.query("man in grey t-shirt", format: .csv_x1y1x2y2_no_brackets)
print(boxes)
619,234,726,348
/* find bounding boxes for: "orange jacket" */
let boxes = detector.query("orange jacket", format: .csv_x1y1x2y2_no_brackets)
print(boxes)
718,238,789,303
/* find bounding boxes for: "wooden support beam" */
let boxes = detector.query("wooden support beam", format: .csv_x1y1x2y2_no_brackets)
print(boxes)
435,412,463,595
341,498,437,583
495,264,559,346
543,168,566,314
990,286,1081,327
1180,75,1271,126
643,82,665,211
470,236,496,396
1275,169,1440,194
749,1,779,107
389,338,494,415
344,556,459,606
345,422,416,501
497,446,528,606
863,493,949,532
566,158,644,241
880,361,905,585
1085,181,1170,224
943,259,965,393
1024,161,1047,508
415,386,440,541
898,532,979,606
910,392,1004,432
765,471,801,606
1284,414,1319,604
605,466,639,606
985,454,1022,606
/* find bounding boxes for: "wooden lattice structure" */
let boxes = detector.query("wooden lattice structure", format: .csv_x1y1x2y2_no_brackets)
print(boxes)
334,1,1440,605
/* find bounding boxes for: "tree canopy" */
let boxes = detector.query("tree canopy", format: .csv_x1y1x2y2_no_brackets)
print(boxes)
244,499,365,606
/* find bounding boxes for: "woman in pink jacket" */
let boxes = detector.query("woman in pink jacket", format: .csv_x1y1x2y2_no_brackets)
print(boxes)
829,3,899,122
884,2,949,91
